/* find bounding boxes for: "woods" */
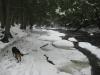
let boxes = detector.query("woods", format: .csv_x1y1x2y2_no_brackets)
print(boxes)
0,0,100,43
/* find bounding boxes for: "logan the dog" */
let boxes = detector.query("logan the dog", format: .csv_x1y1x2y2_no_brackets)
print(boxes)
12,47,24,62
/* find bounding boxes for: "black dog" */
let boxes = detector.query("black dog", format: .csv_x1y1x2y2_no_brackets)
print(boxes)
12,47,23,62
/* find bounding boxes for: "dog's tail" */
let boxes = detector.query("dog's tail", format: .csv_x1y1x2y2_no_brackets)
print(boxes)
21,53,24,56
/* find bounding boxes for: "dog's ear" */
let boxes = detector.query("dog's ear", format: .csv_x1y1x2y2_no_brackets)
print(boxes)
12,47,14,50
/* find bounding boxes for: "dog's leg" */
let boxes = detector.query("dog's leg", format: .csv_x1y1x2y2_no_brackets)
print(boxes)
12,53,15,56
15,54,19,63
17,54,21,62
19,55,21,62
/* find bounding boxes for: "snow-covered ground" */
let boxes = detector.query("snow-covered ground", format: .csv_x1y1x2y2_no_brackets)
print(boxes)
1,26,100,75
0,25,28,49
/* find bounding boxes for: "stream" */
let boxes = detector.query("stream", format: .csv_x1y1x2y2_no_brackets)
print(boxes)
51,29,100,48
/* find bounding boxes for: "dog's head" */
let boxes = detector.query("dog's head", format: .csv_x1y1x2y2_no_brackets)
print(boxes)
12,47,17,50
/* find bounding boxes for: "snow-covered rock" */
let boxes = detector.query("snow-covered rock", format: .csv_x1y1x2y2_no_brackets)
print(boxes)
89,33,94,36
79,42,93,49
52,40,74,49
68,37,77,42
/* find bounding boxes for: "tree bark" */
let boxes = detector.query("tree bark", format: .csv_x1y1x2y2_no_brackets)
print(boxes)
1,0,6,28
0,0,12,43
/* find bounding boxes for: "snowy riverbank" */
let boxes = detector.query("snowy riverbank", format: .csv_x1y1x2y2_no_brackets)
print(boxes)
0,27,99,75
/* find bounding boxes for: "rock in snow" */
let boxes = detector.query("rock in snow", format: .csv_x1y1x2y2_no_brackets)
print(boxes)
68,37,77,42
52,40,74,49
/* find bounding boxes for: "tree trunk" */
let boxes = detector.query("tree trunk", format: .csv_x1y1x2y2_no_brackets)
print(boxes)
1,0,6,28
29,17,33,29
0,0,12,43
20,15,27,29
74,25,82,32
10,15,14,26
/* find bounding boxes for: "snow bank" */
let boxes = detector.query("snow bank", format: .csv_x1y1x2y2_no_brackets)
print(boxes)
52,40,74,49
11,25,27,38
47,30,65,37
0,41,8,49
58,72,72,75
0,28,91,75
37,29,66,42
57,60,89,75
0,25,30,61
79,42,100,59
39,35,62,41
80,67,91,75
32,29,48,35
0,25,28,52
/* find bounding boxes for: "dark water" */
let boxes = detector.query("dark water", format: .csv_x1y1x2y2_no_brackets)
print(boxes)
51,29,100,48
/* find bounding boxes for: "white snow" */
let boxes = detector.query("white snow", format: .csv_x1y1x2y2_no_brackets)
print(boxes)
0,41,8,49
0,25,28,52
39,35,62,42
38,30,65,42
47,30,65,37
79,42,100,59
0,27,96,75
80,67,91,75
58,72,72,75
11,25,27,38
68,37,77,42
52,40,74,49
89,33,94,36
